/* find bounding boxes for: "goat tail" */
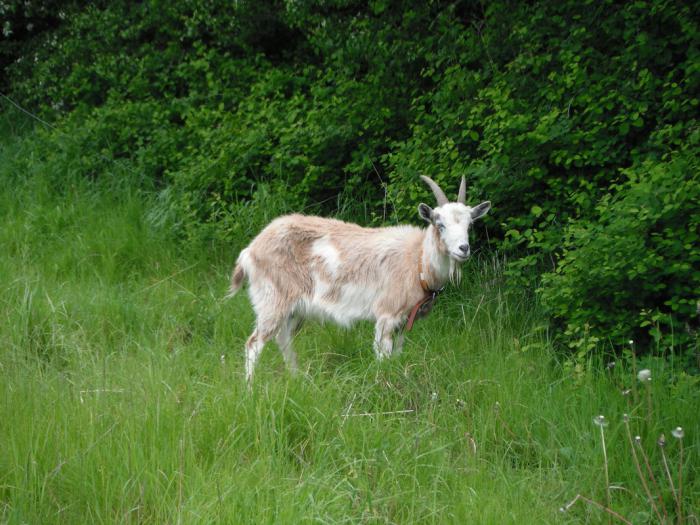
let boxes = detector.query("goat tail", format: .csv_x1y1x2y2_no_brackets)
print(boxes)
226,250,249,299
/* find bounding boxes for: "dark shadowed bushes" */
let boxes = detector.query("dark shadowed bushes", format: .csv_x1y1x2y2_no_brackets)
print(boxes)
540,147,700,358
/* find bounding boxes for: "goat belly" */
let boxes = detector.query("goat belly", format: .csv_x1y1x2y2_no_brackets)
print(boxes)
297,280,380,327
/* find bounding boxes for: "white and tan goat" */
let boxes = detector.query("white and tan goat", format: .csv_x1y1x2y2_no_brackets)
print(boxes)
228,176,490,384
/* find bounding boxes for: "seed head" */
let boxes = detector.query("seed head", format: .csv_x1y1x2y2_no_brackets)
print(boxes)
593,415,608,427
621,388,631,396
637,369,651,382
657,434,666,448
629,339,634,346
606,361,616,369
634,435,642,445
672,427,684,439
623,413,629,423
430,392,438,402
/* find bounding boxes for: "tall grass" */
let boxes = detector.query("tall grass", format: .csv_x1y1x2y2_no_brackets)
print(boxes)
0,107,697,524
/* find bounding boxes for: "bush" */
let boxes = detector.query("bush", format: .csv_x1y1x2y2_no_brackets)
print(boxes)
385,0,698,261
539,146,700,356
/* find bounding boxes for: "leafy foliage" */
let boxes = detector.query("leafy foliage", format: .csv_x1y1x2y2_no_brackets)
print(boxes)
1,0,698,358
540,147,700,355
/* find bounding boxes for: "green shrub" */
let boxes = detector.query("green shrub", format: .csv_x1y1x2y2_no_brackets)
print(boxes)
385,0,698,257
539,146,700,356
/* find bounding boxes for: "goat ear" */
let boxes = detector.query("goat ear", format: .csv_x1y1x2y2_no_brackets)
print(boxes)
471,201,491,220
418,203,433,222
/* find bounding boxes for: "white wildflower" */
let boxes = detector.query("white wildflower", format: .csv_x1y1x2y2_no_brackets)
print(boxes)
637,369,651,382
593,415,608,427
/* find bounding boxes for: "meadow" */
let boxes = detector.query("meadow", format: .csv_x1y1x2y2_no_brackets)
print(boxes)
0,110,698,524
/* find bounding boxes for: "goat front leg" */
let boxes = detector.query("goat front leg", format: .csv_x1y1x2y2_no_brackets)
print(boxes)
373,317,402,359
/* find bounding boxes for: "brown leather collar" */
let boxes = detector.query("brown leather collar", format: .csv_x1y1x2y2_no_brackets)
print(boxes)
405,251,444,332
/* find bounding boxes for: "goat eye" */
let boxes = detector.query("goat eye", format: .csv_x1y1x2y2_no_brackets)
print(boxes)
437,223,445,232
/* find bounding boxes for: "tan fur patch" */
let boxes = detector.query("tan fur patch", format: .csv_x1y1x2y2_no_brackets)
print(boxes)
242,214,431,320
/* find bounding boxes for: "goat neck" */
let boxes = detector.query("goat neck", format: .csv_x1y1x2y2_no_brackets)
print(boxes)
420,224,452,292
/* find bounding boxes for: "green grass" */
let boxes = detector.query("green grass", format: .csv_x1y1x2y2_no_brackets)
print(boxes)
0,111,698,524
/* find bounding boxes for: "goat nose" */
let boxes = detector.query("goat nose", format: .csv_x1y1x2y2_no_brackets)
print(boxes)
459,244,470,255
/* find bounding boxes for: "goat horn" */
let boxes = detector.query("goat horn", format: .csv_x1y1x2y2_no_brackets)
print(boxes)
420,175,448,206
457,176,467,204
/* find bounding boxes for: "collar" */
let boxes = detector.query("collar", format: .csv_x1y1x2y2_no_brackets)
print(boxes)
405,248,445,332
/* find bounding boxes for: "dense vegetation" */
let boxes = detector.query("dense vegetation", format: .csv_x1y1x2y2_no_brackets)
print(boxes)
2,0,698,361
2,0,699,354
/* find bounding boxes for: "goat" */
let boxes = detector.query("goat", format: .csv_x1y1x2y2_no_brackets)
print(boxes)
228,176,491,384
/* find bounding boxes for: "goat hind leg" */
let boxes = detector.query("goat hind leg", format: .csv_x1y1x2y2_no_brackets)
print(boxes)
393,331,405,356
245,323,278,386
245,330,264,386
275,316,300,375
244,278,297,385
